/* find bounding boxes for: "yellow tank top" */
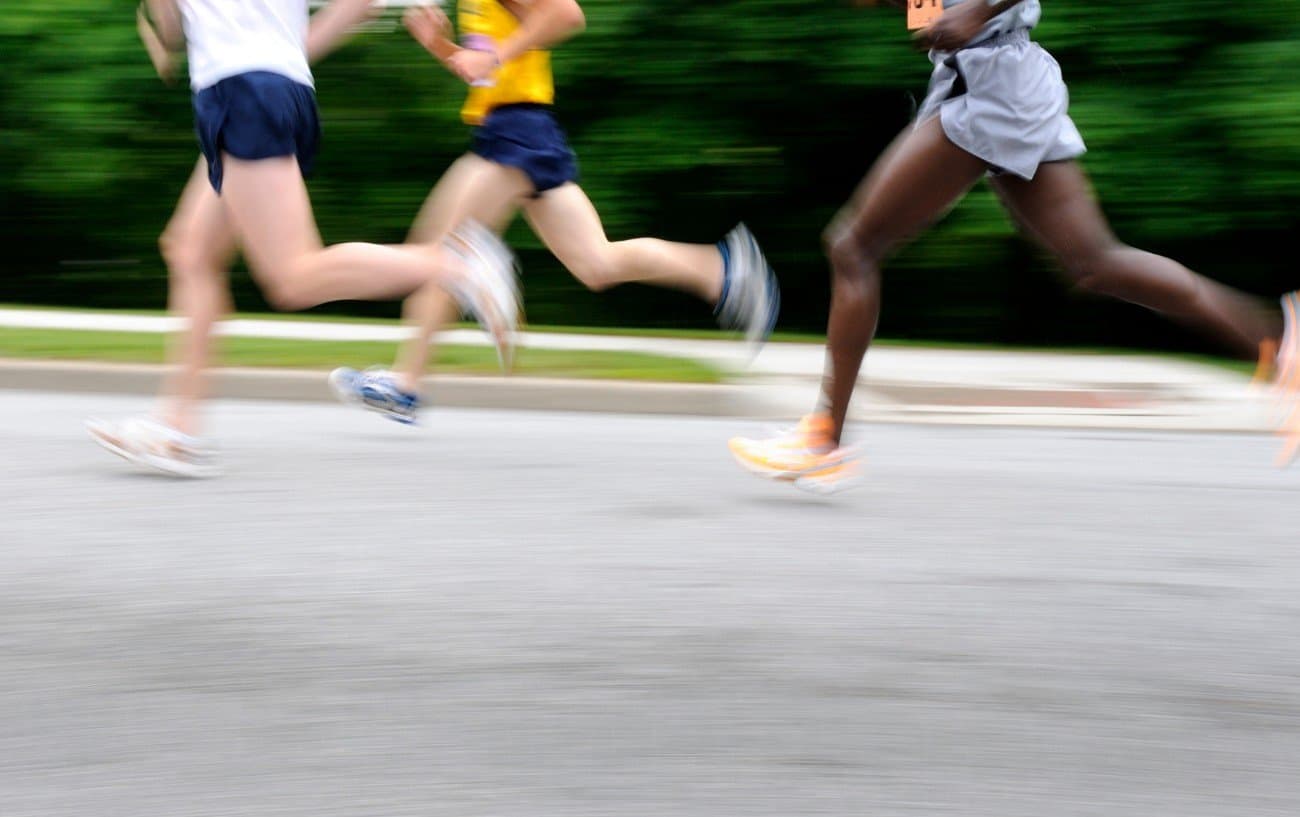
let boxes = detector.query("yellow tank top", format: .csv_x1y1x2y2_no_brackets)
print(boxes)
458,0,555,126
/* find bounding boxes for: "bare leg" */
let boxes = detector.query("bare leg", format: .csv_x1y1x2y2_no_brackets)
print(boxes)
990,161,1281,359
523,183,724,302
820,116,988,443
218,155,466,310
157,158,238,436
392,154,530,391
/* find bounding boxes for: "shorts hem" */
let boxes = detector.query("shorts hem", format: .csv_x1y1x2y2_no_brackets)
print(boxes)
936,103,1085,181
468,147,576,196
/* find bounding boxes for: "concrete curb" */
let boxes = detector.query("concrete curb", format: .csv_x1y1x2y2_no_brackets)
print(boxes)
0,359,1275,432
0,359,746,416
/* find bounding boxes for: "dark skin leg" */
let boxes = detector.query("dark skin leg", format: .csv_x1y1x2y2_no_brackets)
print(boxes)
989,161,1281,359
820,116,988,444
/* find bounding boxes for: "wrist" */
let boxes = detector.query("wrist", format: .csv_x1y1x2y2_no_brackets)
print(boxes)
430,37,459,61
461,34,501,65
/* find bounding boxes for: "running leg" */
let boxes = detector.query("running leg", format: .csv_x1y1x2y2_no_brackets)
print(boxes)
820,116,989,443
523,183,723,301
219,155,470,310
391,154,531,391
989,161,1282,359
156,158,238,436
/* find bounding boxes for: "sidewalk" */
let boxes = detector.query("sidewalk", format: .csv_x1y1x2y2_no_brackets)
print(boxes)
0,308,1272,431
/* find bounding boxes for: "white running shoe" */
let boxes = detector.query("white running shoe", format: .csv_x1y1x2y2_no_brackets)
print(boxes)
86,416,220,478
445,220,521,371
716,223,781,353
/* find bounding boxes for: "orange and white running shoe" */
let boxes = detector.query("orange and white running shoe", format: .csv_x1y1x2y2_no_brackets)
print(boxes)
728,414,861,494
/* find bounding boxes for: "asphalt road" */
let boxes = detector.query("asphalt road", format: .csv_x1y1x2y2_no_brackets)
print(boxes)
3,391,1300,816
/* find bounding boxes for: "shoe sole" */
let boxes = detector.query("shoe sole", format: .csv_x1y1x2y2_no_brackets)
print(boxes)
86,420,219,479
729,440,860,492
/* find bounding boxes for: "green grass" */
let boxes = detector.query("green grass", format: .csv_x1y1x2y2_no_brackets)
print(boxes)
0,304,1256,376
0,303,828,343
0,327,723,383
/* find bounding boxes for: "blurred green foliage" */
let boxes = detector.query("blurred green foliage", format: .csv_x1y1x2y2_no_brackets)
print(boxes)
2,0,1298,350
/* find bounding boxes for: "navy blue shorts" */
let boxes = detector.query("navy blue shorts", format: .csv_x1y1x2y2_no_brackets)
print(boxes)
471,104,578,196
192,71,322,193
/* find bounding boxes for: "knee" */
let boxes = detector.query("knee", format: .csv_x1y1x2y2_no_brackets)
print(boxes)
159,227,197,276
258,270,314,312
262,285,313,313
567,254,619,292
823,228,856,272
823,226,881,287
160,225,220,283
1060,244,1119,295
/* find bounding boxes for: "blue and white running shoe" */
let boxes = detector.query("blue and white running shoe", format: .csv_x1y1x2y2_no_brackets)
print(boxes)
715,223,781,354
328,367,421,424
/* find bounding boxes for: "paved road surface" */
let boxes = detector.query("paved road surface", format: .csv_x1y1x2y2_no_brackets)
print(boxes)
3,392,1300,816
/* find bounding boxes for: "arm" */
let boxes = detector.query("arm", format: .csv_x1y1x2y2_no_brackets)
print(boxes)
144,0,185,52
450,0,585,85
137,2,180,83
913,0,1029,51
305,0,380,64
404,5,461,70
493,0,585,65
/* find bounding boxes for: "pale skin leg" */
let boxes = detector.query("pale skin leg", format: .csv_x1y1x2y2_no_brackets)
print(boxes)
988,161,1282,359
393,154,531,391
156,158,238,436
391,163,726,391
218,155,466,311
522,183,724,302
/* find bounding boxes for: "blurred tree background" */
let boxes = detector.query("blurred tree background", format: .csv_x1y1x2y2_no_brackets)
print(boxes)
1,0,1297,352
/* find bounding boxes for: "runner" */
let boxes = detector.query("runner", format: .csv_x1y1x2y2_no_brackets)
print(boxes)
328,0,779,424
88,0,520,476
729,0,1298,492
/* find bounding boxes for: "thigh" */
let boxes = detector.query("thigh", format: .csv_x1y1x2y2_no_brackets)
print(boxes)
165,157,238,268
988,160,1116,262
520,183,609,268
407,154,530,243
828,116,988,258
217,154,322,281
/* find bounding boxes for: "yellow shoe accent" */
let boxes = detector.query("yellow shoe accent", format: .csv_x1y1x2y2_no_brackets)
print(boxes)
728,415,861,492
728,414,832,477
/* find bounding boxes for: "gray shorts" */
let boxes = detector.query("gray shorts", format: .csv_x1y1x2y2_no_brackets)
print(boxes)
916,29,1086,180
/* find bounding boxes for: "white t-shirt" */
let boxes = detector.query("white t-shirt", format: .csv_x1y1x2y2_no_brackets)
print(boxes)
944,0,1041,45
181,0,314,91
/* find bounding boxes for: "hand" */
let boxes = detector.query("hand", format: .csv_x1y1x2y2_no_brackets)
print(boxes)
448,47,500,85
403,5,451,51
912,1,991,51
